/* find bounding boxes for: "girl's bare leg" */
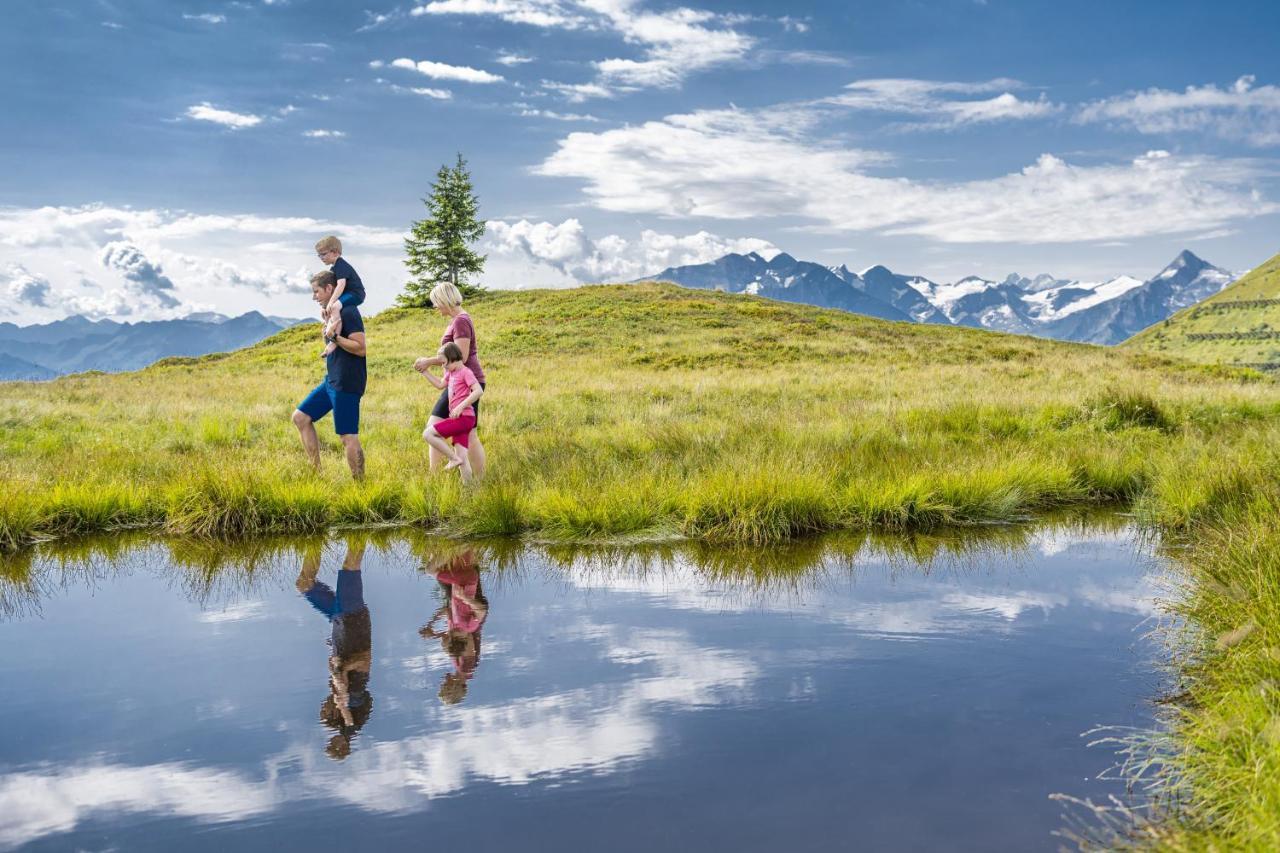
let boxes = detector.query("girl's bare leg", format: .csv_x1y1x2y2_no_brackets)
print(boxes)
467,434,486,479
425,416,446,471
422,427,462,468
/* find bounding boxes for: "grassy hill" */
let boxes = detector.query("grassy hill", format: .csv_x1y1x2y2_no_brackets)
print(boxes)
1,281,1277,552
1126,250,1280,366
4,282,1280,846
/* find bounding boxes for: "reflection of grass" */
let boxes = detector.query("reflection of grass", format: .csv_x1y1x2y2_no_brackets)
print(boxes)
2,283,1278,552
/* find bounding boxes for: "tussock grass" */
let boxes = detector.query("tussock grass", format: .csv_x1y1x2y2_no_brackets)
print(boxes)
2,282,1277,552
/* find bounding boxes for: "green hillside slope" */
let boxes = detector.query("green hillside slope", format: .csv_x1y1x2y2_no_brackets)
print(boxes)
1126,250,1280,366
0,281,1276,551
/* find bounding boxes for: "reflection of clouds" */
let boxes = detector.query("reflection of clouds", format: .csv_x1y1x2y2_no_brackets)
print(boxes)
0,763,276,849
197,600,266,623
0,626,757,848
1074,578,1162,618
941,591,1066,621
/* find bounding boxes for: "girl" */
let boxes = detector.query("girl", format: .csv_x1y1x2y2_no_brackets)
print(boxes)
420,342,483,482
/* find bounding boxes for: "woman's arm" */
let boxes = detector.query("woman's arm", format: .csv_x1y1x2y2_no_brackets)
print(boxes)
450,337,471,361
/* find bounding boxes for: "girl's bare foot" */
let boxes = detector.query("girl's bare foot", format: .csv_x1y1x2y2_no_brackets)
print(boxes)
443,454,464,471
459,458,474,484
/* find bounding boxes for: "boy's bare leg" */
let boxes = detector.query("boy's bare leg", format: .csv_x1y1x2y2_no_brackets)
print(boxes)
292,409,321,470
339,434,364,480
321,304,341,356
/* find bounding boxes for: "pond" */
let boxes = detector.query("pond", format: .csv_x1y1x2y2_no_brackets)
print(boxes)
0,519,1166,851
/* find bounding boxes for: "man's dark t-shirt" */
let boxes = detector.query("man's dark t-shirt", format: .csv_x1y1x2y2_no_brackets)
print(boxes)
331,257,366,302
327,304,367,395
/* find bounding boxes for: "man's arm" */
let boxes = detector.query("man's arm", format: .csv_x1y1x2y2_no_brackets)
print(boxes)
336,331,365,357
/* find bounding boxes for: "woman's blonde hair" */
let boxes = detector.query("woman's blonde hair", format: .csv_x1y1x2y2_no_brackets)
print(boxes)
429,281,463,310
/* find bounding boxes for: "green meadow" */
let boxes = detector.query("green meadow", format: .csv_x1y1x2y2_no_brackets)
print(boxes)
4,281,1280,845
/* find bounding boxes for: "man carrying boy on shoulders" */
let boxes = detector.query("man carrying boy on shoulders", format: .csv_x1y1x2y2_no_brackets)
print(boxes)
292,270,367,479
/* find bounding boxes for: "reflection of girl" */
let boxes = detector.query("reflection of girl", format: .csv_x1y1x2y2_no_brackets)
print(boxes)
420,550,489,705
297,541,373,759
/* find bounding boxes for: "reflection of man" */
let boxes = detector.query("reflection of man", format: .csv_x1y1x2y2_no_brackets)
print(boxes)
420,549,489,705
296,539,372,759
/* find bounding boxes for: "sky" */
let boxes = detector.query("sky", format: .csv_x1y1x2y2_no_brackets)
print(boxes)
3,0,1280,324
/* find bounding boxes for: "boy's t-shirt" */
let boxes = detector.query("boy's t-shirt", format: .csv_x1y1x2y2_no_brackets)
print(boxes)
440,312,484,383
330,257,366,301
446,366,479,417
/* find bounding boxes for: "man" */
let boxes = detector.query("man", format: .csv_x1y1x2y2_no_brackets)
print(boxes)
292,270,367,478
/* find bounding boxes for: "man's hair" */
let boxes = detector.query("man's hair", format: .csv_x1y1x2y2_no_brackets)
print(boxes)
429,281,463,310
311,270,337,289
441,342,464,364
315,235,342,254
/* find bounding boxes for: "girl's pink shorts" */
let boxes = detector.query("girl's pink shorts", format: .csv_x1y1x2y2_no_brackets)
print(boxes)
432,413,476,448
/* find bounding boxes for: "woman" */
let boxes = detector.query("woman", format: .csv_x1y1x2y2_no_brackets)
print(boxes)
414,282,487,478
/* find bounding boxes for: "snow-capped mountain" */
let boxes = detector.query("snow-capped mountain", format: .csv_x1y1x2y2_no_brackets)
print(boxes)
640,250,1236,345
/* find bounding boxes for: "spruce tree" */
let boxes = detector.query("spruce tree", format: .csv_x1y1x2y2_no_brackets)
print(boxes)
399,154,487,307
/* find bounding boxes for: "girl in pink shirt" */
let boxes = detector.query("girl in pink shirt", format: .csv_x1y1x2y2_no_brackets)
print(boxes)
421,342,483,482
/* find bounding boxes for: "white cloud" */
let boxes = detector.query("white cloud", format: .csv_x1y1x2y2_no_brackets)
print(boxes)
388,57,504,83
486,218,776,283
536,102,1277,243
182,13,227,24
418,0,754,97
540,80,615,102
495,50,534,66
101,21,124,29
1,264,53,308
0,205,405,322
830,78,1060,127
1078,75,1280,147
185,102,263,129
518,107,600,122
386,84,454,99
100,242,180,307
303,129,346,138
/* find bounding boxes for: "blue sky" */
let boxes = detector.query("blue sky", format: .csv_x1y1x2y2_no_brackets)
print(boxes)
3,0,1280,323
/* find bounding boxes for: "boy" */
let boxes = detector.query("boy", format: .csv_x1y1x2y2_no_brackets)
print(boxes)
315,235,365,357
420,342,483,482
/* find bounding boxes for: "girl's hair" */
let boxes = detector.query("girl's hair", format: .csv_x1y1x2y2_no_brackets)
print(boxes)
429,281,464,310
441,342,464,364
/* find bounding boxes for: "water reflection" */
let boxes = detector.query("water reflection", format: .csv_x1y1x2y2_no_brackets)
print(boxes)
296,539,373,759
420,548,489,705
0,515,1166,852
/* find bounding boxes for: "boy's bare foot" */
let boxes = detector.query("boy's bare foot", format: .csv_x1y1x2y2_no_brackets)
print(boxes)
321,339,337,358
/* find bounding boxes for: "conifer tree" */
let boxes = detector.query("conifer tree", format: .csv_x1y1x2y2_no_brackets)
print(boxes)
399,154,486,307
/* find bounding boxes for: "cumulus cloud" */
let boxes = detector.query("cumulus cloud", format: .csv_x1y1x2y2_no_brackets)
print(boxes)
417,0,754,98
99,242,181,307
1077,75,1280,147
387,57,504,83
536,102,1277,243
0,205,405,322
184,102,263,129
1,264,53,307
486,218,776,282
302,129,346,138
829,78,1060,127
182,13,226,24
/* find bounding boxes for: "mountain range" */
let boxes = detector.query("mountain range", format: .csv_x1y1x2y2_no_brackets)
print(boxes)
641,249,1236,345
0,312,313,381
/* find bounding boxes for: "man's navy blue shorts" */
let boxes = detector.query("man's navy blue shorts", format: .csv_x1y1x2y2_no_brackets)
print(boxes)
298,381,362,435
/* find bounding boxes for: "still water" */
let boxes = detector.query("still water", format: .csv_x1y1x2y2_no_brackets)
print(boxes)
0,521,1165,851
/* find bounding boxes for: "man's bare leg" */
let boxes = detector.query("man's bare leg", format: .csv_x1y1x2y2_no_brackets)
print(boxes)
293,409,321,470
340,434,365,480
341,434,365,479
